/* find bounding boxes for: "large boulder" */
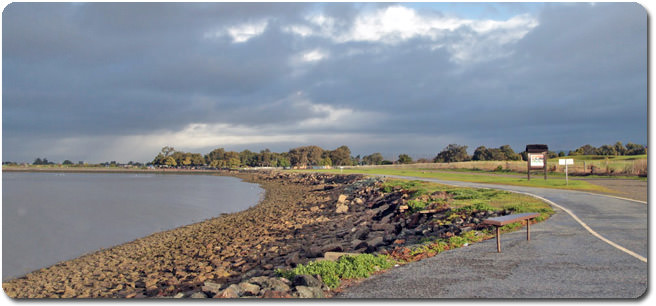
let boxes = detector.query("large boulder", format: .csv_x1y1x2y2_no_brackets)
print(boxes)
294,286,325,298
292,274,322,288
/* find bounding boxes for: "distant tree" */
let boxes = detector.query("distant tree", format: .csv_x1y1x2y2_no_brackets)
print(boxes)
320,157,333,166
614,141,627,156
486,148,506,160
434,144,470,163
574,144,597,155
161,146,175,157
397,154,413,164
62,160,73,165
330,145,352,166
205,148,226,164
472,146,489,161
381,160,394,165
597,145,617,156
558,151,566,157
33,158,43,165
499,145,521,160
363,153,384,165
163,156,177,167
625,142,646,155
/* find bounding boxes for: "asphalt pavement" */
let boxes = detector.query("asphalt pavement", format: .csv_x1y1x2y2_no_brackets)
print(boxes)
336,176,648,298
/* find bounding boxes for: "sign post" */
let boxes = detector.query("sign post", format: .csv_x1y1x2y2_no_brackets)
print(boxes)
559,159,574,185
525,144,549,181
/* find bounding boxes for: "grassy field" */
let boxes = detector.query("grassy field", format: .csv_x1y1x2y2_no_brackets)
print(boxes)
340,155,647,177
300,168,615,193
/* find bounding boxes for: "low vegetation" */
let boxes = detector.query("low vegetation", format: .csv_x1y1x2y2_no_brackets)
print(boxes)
277,179,554,291
276,254,395,289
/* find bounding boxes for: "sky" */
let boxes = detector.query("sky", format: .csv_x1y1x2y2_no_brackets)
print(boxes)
1,2,649,163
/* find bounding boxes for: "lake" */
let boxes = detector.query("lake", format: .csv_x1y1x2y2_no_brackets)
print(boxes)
2,172,263,281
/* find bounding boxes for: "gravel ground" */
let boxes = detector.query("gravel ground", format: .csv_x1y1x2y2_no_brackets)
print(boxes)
581,179,647,202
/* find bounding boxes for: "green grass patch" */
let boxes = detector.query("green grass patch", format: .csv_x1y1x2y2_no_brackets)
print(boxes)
301,168,614,193
276,254,395,289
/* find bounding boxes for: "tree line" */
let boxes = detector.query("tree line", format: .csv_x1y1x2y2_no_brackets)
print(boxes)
149,141,645,169
431,141,646,163
150,145,382,168
9,141,644,168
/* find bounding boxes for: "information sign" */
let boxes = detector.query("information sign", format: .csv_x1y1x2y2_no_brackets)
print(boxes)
529,154,545,168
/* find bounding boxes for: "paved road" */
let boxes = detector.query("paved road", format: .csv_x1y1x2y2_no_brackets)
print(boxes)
337,176,648,298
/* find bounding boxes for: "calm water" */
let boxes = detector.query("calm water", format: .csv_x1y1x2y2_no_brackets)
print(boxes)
2,172,263,281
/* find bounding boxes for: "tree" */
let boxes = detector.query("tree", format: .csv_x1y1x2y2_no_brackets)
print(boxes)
614,141,627,156
397,154,413,164
161,146,175,157
472,146,489,161
330,145,352,166
597,145,617,156
205,148,226,164
499,145,521,160
434,144,470,163
363,153,384,165
62,160,73,165
163,156,177,167
625,142,646,155
574,144,597,155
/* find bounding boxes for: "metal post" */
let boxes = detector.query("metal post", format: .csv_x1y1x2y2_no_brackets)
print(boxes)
544,153,547,180
496,226,501,253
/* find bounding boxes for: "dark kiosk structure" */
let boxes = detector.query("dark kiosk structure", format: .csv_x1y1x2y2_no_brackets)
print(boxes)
526,144,548,180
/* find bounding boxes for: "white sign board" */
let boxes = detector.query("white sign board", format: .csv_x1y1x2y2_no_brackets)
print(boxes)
529,154,545,168
558,159,574,165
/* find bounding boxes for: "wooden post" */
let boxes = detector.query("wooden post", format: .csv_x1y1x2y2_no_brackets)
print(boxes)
496,226,501,253
527,220,531,241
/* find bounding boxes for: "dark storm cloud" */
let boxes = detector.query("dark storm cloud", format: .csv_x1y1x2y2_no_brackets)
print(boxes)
2,2,647,163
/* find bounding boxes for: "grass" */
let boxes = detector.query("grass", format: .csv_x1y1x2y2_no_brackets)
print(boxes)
302,168,615,193
276,254,395,289
381,179,553,219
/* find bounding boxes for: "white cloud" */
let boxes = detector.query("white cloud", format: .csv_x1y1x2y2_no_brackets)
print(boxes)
205,20,269,43
227,20,268,43
302,49,328,62
291,5,538,64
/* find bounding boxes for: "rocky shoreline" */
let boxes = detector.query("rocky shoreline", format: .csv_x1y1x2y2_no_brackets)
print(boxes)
3,171,508,298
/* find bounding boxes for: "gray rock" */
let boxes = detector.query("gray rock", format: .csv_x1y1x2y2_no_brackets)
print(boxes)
201,281,223,295
321,243,343,253
173,292,186,298
250,277,291,292
293,274,323,288
304,246,323,258
190,292,208,298
238,282,260,296
366,236,385,249
351,239,367,250
354,228,370,240
294,286,325,298
219,284,242,298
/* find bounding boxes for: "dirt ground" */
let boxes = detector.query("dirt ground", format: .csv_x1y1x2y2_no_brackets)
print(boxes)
582,179,648,202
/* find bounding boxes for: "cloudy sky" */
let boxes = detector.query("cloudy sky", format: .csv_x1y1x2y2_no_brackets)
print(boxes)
2,2,648,163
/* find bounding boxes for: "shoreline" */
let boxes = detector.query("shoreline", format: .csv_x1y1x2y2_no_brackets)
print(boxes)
3,171,546,298
3,171,361,298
